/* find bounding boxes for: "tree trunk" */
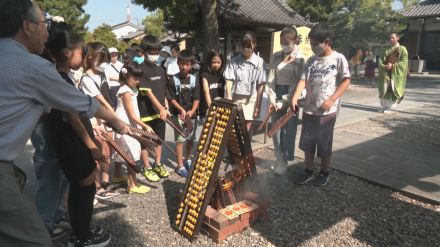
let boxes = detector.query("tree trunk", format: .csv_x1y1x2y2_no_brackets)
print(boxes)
201,0,220,60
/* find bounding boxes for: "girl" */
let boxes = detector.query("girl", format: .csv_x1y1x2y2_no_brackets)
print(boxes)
199,50,225,117
224,31,267,131
45,29,111,246
267,26,305,175
81,42,124,198
114,61,154,193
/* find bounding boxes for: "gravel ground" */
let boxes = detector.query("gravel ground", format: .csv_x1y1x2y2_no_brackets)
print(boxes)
55,103,440,247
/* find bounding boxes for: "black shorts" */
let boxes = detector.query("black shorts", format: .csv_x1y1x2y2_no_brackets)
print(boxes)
299,112,337,158
57,131,96,183
144,118,166,140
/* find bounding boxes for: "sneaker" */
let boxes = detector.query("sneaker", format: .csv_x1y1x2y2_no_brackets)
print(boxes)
295,169,314,185
274,163,287,175
313,171,330,186
175,166,188,178
95,189,119,199
49,227,66,241
383,109,393,114
111,175,128,184
127,185,150,194
93,198,99,206
67,226,103,246
153,163,169,178
67,231,111,247
184,159,192,172
143,168,160,182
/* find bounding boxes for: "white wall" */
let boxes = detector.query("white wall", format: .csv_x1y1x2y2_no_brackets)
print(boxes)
113,25,140,39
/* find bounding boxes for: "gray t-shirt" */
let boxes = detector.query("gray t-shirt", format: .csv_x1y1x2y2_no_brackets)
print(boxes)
302,51,350,115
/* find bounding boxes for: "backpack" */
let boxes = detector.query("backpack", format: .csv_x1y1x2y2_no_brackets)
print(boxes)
173,74,196,96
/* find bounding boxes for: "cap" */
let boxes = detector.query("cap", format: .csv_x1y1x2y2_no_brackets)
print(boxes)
161,46,171,55
108,47,118,54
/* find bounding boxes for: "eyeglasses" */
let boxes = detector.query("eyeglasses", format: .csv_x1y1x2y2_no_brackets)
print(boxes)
28,19,48,28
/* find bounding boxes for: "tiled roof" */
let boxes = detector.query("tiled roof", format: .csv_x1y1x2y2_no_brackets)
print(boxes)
220,0,311,27
400,2,440,18
111,21,143,31
121,30,144,40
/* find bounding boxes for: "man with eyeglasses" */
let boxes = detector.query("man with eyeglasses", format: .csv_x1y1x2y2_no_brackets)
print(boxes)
0,1,130,246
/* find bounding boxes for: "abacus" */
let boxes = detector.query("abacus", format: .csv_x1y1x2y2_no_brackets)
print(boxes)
100,131,140,173
175,98,257,240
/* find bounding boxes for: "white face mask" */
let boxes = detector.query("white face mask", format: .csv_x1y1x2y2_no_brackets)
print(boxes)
311,44,326,56
281,43,296,54
95,62,108,72
148,54,159,63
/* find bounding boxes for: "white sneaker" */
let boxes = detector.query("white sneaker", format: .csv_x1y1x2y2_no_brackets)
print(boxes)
274,163,287,175
383,109,393,114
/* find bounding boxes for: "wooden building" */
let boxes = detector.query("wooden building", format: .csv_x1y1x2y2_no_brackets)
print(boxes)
217,0,311,63
401,0,440,71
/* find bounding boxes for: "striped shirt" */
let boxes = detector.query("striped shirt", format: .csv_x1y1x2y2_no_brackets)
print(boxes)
0,38,99,161
224,53,267,96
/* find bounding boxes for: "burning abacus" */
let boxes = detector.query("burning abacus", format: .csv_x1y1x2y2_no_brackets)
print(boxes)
175,99,268,242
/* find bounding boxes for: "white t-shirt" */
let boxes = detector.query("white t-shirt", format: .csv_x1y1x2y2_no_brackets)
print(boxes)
302,51,350,115
80,73,104,97
166,57,180,75
105,61,123,87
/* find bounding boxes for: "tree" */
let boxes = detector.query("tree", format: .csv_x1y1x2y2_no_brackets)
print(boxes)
91,24,118,48
142,10,166,38
34,0,90,37
132,0,219,55
287,0,412,56
286,0,345,23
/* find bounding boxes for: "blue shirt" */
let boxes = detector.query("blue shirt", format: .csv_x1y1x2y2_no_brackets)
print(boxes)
0,38,100,161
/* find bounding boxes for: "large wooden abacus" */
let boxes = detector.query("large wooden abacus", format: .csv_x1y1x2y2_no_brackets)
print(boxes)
175,98,256,239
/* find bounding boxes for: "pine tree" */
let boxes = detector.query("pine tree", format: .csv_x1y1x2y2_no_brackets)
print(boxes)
34,0,90,37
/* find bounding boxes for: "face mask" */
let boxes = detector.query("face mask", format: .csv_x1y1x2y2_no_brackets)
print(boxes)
95,62,108,72
147,54,159,63
311,44,325,56
281,43,295,54
133,56,144,65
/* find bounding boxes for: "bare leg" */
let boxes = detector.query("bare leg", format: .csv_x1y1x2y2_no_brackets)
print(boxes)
127,166,139,189
176,142,184,168
321,154,331,173
155,145,162,164
140,149,152,169
304,152,315,170
186,140,193,160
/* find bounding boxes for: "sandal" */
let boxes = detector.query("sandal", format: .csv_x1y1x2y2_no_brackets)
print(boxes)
95,189,120,199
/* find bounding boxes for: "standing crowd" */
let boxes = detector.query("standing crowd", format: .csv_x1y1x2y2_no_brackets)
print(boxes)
0,1,409,247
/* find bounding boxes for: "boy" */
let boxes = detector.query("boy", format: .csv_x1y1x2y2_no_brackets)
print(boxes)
138,35,170,181
167,50,200,178
290,23,351,186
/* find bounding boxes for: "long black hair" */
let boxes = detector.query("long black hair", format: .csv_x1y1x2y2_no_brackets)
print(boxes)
204,50,225,74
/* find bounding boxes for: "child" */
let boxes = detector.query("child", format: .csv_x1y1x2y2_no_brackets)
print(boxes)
44,30,111,246
199,50,225,118
224,31,267,131
80,42,125,197
290,23,351,186
114,61,154,193
137,35,170,181
167,49,200,177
